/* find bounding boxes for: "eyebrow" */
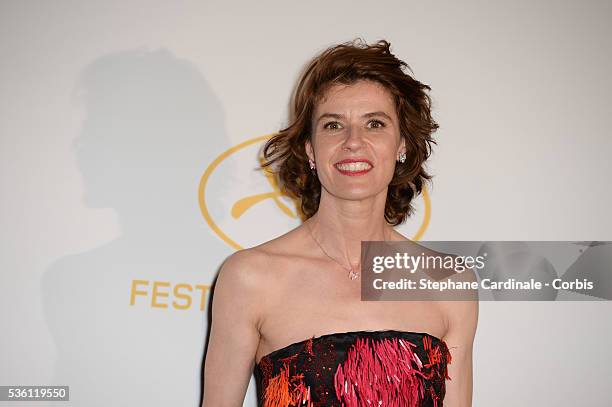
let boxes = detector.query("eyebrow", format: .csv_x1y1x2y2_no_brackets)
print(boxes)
315,111,393,125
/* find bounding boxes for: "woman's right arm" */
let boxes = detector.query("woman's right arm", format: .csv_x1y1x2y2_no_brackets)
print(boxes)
202,249,264,407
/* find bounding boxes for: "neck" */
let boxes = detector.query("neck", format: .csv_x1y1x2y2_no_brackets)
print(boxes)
306,188,393,266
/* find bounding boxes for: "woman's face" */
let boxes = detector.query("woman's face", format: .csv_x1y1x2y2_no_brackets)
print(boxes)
306,79,405,200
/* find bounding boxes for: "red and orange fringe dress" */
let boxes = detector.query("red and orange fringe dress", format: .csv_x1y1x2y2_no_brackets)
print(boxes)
254,330,452,407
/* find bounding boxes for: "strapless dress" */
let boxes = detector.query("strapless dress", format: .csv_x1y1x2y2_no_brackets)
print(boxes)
254,330,452,407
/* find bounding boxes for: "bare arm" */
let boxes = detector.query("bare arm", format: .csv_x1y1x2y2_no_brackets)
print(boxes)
442,269,479,407
202,250,263,407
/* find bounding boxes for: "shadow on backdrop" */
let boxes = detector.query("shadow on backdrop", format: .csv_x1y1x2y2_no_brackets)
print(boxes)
42,48,230,406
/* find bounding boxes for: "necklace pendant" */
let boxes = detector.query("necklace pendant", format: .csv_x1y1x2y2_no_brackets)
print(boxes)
348,268,360,280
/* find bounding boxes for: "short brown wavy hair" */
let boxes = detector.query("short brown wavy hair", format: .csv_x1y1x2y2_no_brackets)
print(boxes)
261,38,438,226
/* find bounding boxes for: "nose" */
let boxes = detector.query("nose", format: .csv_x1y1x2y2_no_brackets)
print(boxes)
341,125,365,151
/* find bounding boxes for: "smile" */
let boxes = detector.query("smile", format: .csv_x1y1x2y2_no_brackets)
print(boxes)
334,159,373,176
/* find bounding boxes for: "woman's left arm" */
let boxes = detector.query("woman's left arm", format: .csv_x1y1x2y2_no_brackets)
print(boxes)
441,270,479,407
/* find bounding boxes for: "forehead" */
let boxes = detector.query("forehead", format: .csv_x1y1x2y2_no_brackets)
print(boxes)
315,80,396,113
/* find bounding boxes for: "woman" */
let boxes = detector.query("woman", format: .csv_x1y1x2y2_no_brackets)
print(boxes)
203,38,478,406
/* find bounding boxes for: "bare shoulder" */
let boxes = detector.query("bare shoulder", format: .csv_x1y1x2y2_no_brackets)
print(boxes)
204,248,275,405
441,266,479,343
217,228,303,288
433,256,479,335
217,247,272,289
389,229,479,335
245,224,307,264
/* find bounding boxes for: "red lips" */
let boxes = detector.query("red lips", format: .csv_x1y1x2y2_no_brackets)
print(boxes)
334,158,374,166
334,157,374,176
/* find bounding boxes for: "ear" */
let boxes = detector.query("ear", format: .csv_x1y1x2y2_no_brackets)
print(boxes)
398,135,406,156
305,138,314,161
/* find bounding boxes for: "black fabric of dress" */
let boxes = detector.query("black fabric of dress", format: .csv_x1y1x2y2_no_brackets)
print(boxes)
254,329,452,407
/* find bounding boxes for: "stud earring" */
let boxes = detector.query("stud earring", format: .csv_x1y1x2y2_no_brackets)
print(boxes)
398,152,406,163
309,159,316,170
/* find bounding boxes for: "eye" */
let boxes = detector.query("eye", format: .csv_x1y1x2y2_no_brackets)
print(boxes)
368,119,386,129
323,121,342,130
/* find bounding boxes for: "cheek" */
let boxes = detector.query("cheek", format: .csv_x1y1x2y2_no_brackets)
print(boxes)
379,161,397,181
315,149,334,167
378,142,400,163
378,146,399,176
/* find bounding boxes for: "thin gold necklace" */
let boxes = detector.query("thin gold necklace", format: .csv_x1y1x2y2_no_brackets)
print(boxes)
306,220,384,281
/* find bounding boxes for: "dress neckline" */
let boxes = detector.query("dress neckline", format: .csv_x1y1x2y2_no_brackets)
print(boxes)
256,329,445,366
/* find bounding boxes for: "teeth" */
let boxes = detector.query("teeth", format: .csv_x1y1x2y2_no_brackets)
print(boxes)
336,162,372,171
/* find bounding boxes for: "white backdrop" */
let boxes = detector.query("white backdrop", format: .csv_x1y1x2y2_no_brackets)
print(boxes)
1,0,611,406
